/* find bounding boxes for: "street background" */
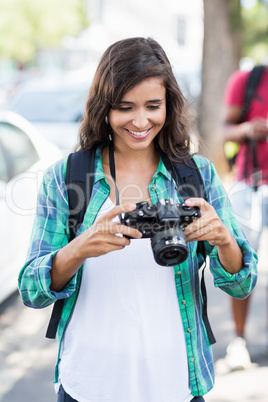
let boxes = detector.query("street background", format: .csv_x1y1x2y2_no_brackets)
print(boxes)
0,229,267,402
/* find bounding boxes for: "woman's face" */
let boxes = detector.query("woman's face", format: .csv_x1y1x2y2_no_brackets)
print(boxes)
108,77,166,153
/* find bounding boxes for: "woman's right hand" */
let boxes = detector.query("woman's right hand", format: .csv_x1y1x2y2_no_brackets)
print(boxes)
50,203,141,291
75,203,142,259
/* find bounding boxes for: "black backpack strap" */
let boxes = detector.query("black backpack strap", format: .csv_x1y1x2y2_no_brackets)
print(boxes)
159,150,206,201
160,150,216,344
174,156,216,344
45,298,65,339
241,65,264,122
241,65,264,188
45,149,96,339
200,243,216,345
67,149,96,241
174,157,206,200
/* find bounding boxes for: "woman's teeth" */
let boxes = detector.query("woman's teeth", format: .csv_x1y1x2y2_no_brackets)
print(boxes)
128,129,149,136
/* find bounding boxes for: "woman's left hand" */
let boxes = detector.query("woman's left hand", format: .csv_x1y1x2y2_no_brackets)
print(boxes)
183,197,232,247
183,197,243,274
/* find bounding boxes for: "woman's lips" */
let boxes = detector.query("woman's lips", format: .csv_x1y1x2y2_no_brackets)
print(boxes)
126,127,152,139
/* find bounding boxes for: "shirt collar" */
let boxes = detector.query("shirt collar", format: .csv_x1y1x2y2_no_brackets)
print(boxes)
94,146,108,184
155,156,173,182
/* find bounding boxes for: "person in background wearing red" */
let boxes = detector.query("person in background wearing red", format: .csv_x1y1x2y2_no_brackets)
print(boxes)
221,63,268,370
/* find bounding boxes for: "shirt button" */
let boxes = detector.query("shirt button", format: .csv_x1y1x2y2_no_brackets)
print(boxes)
182,300,186,305
176,271,181,276
151,185,156,191
191,358,195,363
187,328,191,333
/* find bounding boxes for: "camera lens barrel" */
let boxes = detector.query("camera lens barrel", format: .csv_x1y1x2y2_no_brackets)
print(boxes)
122,200,200,266
151,227,189,266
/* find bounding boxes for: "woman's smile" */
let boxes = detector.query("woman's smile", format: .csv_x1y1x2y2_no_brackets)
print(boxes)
125,127,153,139
108,77,166,152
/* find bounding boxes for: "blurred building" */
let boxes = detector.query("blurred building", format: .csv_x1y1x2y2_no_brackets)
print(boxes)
61,0,203,101
70,0,203,73
1,0,204,105
85,0,203,71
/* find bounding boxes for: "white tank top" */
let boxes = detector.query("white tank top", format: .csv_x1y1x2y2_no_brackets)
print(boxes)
58,198,193,402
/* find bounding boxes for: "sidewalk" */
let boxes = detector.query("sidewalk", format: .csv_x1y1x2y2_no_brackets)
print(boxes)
206,350,268,401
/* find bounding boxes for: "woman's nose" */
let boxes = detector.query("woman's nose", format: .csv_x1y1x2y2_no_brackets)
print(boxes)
132,110,148,128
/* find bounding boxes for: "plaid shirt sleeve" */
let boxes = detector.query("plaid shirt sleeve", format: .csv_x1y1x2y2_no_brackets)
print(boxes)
195,155,258,298
18,157,78,308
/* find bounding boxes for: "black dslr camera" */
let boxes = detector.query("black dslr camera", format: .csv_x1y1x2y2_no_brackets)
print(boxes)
121,199,200,266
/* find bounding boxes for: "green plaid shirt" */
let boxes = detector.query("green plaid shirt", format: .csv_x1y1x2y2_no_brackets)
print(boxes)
18,146,257,396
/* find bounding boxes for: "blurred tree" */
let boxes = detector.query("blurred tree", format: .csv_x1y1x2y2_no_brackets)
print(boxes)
0,0,88,65
198,0,242,172
242,0,268,61
198,0,268,173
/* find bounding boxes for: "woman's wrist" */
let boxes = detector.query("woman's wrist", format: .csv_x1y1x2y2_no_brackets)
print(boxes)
50,239,86,291
217,236,243,274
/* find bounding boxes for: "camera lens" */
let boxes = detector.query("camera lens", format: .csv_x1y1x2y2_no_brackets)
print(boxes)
151,227,188,266
162,250,180,259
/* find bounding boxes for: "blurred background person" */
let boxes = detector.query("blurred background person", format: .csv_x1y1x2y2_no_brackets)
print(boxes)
221,60,268,370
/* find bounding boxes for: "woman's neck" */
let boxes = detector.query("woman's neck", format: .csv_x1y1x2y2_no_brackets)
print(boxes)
101,142,160,204
112,142,159,169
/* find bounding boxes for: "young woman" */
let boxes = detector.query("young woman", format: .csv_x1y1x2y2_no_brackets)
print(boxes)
18,37,257,402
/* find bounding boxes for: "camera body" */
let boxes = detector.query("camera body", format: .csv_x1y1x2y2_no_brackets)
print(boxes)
121,199,200,266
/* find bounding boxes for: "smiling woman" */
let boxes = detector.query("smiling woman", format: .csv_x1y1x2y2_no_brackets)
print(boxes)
78,37,191,158
18,37,257,402
108,78,166,150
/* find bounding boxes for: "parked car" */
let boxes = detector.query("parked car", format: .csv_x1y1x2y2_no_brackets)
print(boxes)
0,110,62,304
7,71,92,156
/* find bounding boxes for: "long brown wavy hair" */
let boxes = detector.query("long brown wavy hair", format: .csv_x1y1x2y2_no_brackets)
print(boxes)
78,37,194,160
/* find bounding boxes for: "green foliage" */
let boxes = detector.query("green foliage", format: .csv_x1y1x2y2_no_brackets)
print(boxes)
242,0,268,62
0,0,88,63
230,0,242,32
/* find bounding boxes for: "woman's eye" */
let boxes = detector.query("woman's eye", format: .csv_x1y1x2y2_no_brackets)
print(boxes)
117,106,132,112
148,105,160,110
116,105,160,111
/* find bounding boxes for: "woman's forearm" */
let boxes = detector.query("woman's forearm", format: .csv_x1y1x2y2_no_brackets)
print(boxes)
51,237,86,292
216,236,243,275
